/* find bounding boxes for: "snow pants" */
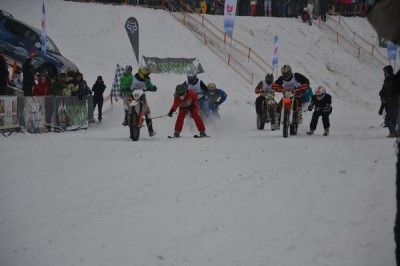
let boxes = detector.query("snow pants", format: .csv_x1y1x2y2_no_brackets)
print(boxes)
385,106,399,134
175,105,206,133
310,111,330,130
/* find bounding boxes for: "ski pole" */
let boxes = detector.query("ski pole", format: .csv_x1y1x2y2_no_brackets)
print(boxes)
149,114,169,119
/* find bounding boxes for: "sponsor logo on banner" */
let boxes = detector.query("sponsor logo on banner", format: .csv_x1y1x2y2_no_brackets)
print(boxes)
142,56,204,74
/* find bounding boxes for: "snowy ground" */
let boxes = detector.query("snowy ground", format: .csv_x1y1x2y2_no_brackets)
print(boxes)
0,1,397,266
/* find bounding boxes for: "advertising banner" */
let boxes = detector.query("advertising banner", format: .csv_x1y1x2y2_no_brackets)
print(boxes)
223,0,237,38
0,96,19,130
142,56,204,74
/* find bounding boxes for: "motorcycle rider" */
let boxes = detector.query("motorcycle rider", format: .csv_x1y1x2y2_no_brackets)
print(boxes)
255,73,277,130
272,64,310,128
127,66,158,137
183,72,209,118
306,86,332,136
206,82,227,119
167,84,207,138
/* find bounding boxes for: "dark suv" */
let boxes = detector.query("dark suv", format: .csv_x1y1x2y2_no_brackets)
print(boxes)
0,10,79,77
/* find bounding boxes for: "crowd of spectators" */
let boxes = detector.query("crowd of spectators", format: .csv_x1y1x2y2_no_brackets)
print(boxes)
70,0,374,17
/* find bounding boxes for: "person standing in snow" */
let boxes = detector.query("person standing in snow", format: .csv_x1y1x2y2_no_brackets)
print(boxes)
306,85,332,136
379,65,399,138
301,7,312,25
22,57,36,96
167,84,207,138
92,75,106,122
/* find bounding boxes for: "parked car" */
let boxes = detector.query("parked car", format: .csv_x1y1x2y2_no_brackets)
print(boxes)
0,9,79,77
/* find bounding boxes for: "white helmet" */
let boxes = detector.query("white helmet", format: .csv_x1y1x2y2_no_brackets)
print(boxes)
315,86,326,100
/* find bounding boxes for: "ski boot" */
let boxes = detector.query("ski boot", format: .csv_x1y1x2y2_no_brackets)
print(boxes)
307,129,314,135
146,117,156,137
323,128,329,136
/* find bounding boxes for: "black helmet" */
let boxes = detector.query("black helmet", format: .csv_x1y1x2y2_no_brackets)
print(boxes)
265,73,274,85
175,84,188,98
281,65,292,81
383,65,394,76
187,72,197,85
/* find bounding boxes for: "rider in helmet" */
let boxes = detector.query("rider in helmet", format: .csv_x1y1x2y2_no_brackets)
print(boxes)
205,82,227,119
307,85,332,136
167,84,207,138
124,66,158,137
183,71,209,118
255,73,277,130
272,64,310,128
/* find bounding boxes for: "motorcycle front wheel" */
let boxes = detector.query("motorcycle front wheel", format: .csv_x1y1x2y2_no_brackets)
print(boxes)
129,111,140,141
283,109,290,138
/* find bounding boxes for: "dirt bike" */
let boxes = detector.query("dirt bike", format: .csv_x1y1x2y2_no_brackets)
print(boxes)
279,87,301,138
128,90,148,141
256,91,278,130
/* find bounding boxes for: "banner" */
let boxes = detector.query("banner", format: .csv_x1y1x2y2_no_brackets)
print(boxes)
54,97,89,131
142,56,204,74
41,0,46,54
0,96,19,130
125,17,139,65
223,0,237,38
272,35,279,68
22,97,47,133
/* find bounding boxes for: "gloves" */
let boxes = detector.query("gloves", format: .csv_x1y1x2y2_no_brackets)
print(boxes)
307,105,313,111
378,110,383,116
151,85,158,92
168,109,174,117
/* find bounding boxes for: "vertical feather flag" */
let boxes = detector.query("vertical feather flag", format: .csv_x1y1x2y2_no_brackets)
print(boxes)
223,0,237,38
41,0,46,54
272,35,279,69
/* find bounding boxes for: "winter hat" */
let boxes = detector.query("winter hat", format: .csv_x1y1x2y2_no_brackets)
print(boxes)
125,65,132,73
383,65,394,75
97,75,103,81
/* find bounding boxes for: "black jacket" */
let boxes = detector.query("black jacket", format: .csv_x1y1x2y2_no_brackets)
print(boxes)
379,74,399,108
92,81,106,100
309,94,332,113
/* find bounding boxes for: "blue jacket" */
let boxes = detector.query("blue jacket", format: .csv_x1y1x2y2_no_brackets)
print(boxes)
206,88,227,108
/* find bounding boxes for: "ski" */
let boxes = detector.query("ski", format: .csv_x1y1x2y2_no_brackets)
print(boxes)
193,134,209,138
167,135,178,139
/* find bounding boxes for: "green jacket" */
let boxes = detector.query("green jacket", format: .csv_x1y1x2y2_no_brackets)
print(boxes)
120,73,133,96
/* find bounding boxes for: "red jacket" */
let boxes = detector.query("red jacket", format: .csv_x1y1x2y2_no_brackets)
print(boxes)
32,82,52,96
171,89,199,112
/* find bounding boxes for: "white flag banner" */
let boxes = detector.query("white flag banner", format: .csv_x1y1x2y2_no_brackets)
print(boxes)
223,0,237,38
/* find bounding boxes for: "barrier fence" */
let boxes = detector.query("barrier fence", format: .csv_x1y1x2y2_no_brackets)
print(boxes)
0,95,94,134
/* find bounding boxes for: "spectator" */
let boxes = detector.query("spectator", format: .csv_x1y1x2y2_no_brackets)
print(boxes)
73,72,92,100
319,0,327,22
264,0,272,16
10,67,23,90
0,50,9,95
379,65,399,138
250,0,257,16
22,57,36,96
200,0,207,13
92,75,106,122
301,7,312,25
32,74,52,96
50,72,68,96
